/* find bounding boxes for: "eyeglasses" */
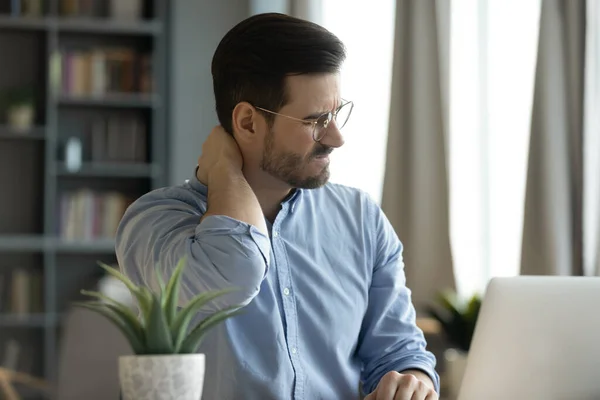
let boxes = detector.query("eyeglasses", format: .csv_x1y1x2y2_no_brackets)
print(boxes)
255,99,354,142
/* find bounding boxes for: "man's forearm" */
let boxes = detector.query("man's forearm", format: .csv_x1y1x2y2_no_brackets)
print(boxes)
202,162,268,236
400,369,436,391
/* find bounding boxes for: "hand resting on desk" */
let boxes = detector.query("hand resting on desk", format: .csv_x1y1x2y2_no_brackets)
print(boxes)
364,370,439,400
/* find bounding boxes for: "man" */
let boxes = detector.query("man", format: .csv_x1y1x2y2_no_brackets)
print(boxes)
116,12,439,400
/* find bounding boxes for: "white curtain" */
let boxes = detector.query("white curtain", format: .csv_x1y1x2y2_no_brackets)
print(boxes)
380,0,455,312
449,0,541,296
322,2,396,203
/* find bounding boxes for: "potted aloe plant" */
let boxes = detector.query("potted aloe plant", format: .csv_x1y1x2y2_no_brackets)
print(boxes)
0,87,35,131
428,290,481,399
75,257,242,400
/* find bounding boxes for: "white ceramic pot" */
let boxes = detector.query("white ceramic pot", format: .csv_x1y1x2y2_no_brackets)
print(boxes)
119,354,205,400
444,348,468,400
7,105,33,132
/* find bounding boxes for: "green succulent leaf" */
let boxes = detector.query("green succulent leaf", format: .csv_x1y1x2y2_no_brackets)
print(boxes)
97,261,152,322
465,294,482,319
438,290,461,312
179,306,244,354
73,301,145,354
137,286,154,325
80,290,144,340
428,290,482,352
164,256,187,326
155,264,166,305
79,258,246,356
145,292,174,354
170,287,238,344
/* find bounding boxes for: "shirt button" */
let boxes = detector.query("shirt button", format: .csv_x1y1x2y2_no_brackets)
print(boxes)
273,231,279,237
291,347,297,354
283,287,290,296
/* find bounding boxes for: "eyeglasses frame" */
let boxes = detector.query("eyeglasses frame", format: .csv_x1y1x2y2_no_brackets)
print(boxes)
254,99,354,142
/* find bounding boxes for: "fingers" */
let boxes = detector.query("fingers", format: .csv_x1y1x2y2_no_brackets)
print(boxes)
210,125,229,135
368,371,438,400
409,378,438,400
392,375,419,400
423,390,439,400
395,374,421,400
377,371,402,399
406,382,428,400
364,390,375,400
198,125,244,182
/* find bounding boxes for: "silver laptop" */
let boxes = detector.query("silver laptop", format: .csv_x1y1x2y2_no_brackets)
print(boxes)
457,276,600,400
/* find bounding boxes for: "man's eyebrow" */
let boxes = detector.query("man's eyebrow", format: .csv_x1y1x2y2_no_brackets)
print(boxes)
302,110,328,120
302,101,341,120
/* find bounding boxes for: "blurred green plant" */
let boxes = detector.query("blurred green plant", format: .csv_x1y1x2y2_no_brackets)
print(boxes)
74,257,243,355
427,290,482,352
0,86,35,109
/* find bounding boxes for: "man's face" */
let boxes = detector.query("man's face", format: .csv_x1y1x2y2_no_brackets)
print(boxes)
259,73,345,189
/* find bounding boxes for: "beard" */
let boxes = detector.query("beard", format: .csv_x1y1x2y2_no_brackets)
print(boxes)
260,129,331,189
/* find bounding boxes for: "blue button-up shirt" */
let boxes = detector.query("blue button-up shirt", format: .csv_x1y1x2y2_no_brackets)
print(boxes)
115,168,439,399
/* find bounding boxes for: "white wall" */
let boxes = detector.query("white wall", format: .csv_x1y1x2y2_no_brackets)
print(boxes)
169,0,248,185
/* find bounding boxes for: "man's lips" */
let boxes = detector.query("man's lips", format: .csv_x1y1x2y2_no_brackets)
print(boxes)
312,148,333,159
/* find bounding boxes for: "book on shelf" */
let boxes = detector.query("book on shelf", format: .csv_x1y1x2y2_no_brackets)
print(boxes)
61,114,147,166
59,47,153,97
0,269,43,315
61,0,103,17
58,189,132,241
2,339,20,370
89,114,147,163
60,0,143,20
1,339,34,375
8,0,43,17
10,0,21,16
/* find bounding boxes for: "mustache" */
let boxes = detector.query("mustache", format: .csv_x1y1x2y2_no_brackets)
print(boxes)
310,145,333,158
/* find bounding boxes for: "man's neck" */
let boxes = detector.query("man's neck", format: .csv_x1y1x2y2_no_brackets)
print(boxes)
242,167,292,223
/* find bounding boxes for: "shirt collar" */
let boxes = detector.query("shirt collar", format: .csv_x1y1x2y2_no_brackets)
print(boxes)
284,189,302,213
189,165,303,212
188,165,208,197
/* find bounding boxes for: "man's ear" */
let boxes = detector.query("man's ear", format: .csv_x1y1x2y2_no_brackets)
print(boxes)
232,102,262,144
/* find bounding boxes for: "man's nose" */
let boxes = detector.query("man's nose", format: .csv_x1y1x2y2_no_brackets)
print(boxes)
320,120,345,148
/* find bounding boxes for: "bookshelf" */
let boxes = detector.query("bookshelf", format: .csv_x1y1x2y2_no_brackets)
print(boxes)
0,125,46,139
0,0,169,398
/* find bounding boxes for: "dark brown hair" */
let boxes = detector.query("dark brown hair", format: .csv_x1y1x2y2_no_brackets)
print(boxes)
211,13,346,133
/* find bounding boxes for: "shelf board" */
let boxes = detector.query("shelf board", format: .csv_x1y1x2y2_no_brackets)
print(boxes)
56,17,161,35
0,15,49,31
0,235,45,251
0,235,116,253
57,162,158,178
0,125,45,140
57,93,158,108
0,313,56,328
54,238,116,253
0,15,161,35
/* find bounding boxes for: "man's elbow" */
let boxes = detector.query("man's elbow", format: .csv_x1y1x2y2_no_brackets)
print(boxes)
174,236,269,310
114,208,271,311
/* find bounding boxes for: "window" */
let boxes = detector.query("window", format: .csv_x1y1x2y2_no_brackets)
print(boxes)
449,0,541,296
321,0,396,203
321,0,545,296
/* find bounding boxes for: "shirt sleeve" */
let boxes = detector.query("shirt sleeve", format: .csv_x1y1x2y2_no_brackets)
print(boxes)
357,201,440,395
115,187,271,311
